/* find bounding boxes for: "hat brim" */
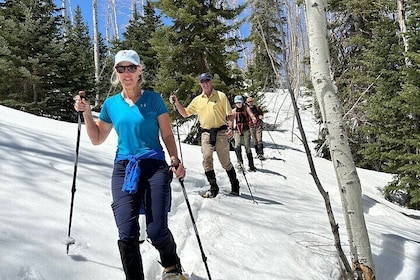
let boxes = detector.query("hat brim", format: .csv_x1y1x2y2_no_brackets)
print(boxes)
114,58,139,67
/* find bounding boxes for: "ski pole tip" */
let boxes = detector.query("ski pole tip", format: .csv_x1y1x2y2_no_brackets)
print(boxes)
65,236,75,254
65,236,76,245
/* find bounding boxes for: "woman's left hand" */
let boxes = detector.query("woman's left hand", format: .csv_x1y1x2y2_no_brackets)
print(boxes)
171,163,186,181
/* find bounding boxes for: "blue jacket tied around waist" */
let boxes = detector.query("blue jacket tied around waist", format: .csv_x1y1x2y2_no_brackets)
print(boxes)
115,150,165,194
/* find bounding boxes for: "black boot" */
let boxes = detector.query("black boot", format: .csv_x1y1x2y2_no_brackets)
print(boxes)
247,152,256,172
257,143,265,160
226,167,240,195
234,147,244,168
205,170,219,197
118,240,144,280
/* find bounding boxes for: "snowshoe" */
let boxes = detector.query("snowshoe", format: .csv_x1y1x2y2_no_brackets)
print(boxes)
200,190,217,198
235,162,245,170
161,263,188,280
161,272,188,280
229,190,240,196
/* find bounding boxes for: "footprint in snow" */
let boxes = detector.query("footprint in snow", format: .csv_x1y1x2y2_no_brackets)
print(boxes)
17,266,45,280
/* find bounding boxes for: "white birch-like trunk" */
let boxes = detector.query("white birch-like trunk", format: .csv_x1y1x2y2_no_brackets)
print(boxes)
61,0,68,36
106,2,111,44
92,0,100,107
61,0,66,20
131,0,136,15
112,0,120,41
305,0,375,278
397,0,410,66
106,0,119,43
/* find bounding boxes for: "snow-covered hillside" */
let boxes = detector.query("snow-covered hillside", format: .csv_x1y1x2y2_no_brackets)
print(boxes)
0,90,419,280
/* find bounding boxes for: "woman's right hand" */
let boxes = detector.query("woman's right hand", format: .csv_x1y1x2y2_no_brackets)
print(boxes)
74,94,90,113
171,162,186,181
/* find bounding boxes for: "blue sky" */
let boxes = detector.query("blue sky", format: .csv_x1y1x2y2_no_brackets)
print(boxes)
55,0,250,38
54,0,251,67
54,0,135,37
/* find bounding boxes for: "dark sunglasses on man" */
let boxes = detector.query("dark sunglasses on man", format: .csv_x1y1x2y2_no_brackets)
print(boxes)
115,65,138,73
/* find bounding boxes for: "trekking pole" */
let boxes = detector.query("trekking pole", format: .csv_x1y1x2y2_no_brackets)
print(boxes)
178,179,211,279
258,153,264,169
231,140,257,204
171,96,212,280
263,121,282,159
239,166,257,204
66,91,85,254
266,128,282,159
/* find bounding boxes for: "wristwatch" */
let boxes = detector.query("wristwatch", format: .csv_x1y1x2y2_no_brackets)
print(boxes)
171,157,181,166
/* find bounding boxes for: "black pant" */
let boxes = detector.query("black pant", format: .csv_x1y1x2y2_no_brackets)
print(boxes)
111,159,179,271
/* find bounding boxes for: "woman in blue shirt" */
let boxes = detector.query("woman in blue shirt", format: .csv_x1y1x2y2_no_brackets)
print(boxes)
74,50,186,280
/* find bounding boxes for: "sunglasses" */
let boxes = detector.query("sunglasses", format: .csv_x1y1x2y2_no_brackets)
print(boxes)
115,65,138,73
200,79,211,83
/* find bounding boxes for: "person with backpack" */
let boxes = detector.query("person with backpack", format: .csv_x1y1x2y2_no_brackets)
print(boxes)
170,72,241,197
232,95,258,172
74,50,187,280
246,96,265,160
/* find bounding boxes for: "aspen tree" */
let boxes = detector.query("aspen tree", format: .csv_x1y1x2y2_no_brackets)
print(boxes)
305,0,375,278
93,0,100,107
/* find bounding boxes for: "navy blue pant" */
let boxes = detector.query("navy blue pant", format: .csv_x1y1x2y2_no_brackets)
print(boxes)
111,159,179,267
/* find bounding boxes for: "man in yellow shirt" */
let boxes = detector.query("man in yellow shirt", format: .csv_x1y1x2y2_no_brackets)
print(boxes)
170,73,240,197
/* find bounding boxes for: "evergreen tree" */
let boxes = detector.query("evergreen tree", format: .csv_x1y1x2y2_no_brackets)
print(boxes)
0,0,63,108
0,17,16,101
328,0,386,121
117,1,162,90
328,0,420,209
151,0,246,103
326,0,399,161
246,0,283,93
61,6,95,94
51,5,95,121
362,0,420,209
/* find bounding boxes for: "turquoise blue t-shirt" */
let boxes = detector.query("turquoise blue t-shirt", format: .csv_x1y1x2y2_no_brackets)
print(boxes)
99,90,168,159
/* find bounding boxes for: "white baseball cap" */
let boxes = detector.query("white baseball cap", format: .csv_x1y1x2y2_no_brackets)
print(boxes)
114,50,140,67
234,95,243,103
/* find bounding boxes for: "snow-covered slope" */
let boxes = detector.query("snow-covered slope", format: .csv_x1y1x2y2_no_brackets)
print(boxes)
0,90,419,280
